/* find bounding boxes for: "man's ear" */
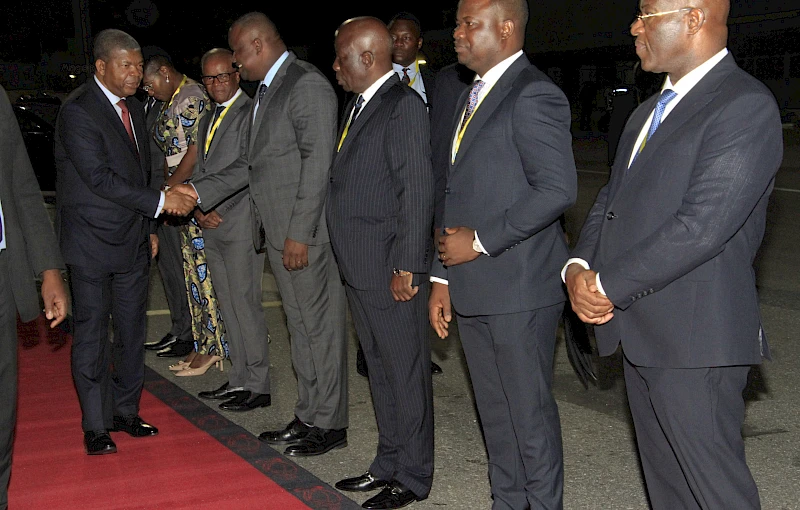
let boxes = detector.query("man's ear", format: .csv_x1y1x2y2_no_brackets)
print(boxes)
417,37,423,51
500,19,515,40
686,8,705,35
361,51,375,70
95,59,106,77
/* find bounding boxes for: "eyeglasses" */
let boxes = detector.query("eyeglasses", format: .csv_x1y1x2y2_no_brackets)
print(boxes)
141,83,153,93
201,72,238,85
635,7,693,22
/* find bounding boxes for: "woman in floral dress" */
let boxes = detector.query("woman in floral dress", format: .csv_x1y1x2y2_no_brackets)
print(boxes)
143,55,226,375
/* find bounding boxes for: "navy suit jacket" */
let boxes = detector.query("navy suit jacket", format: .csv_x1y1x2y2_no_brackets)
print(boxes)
327,75,434,290
55,78,160,272
431,55,577,317
571,54,783,368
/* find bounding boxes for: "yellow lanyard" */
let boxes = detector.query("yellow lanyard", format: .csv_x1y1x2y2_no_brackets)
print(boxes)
403,60,419,87
337,97,362,152
451,82,493,163
204,105,231,154
168,75,188,105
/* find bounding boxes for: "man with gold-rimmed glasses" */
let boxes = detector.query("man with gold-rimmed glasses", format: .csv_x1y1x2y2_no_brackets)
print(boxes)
565,0,782,508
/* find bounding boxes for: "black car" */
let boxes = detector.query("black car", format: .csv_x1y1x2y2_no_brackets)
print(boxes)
13,105,56,192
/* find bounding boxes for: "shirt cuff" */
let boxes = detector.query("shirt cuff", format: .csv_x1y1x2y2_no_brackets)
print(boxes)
430,276,449,285
473,231,489,255
154,191,166,218
595,273,607,297
561,258,590,282
190,183,201,204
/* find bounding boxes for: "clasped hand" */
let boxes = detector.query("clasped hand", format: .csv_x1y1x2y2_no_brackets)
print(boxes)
564,264,614,325
162,183,199,216
438,227,480,266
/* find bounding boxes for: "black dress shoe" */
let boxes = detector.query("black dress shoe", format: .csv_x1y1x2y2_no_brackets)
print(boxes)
284,426,346,456
218,391,271,412
259,417,311,445
156,341,194,357
335,472,388,492
110,415,159,437
430,361,443,374
198,382,245,400
144,333,177,351
84,431,117,455
361,480,421,509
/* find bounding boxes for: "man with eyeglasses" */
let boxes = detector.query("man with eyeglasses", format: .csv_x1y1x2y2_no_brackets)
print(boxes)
173,48,274,415
564,1,782,508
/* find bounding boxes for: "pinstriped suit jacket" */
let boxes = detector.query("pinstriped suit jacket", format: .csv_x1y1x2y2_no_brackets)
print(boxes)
327,74,434,291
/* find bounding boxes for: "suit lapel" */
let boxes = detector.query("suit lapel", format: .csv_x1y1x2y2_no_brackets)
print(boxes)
249,53,296,152
336,75,399,157
87,80,141,162
450,55,528,169
206,93,247,161
622,55,736,184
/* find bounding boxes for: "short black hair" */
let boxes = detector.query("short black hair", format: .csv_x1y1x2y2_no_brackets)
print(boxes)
93,29,140,62
144,54,173,76
389,12,422,37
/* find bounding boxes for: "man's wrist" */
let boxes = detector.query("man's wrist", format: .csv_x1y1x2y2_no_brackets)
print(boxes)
393,268,411,277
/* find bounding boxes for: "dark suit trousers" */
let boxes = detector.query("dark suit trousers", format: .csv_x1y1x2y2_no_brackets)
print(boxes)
156,222,191,341
0,253,16,510
68,242,149,432
345,282,434,498
623,356,760,510
457,303,564,510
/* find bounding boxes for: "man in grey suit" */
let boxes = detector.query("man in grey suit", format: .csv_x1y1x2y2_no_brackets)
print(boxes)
565,1,782,508
0,85,68,510
428,0,576,507
142,90,194,357
176,49,272,412
174,12,348,452
329,17,434,510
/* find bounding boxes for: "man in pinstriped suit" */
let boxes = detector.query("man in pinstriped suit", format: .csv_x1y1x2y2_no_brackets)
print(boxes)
327,17,434,510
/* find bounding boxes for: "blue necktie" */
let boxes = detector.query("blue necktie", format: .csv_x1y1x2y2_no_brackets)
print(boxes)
632,89,677,165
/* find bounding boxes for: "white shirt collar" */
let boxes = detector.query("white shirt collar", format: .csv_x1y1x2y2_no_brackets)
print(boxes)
261,51,290,88
663,48,728,96
216,88,243,108
475,50,524,89
393,62,417,77
358,70,396,109
94,75,123,105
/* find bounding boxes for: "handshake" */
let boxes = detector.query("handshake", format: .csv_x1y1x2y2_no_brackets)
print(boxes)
162,184,200,216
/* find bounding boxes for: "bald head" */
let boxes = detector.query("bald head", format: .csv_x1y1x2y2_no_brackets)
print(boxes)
631,0,730,82
333,17,393,93
228,12,287,81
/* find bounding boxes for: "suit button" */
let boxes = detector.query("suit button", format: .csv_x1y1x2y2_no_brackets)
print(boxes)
444,187,451,194
248,165,253,171
606,211,617,220
330,177,334,183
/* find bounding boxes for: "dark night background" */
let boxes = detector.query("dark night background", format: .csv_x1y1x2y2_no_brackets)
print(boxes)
2,1,799,115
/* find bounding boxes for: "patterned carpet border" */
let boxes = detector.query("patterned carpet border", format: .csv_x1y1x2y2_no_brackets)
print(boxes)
144,366,361,510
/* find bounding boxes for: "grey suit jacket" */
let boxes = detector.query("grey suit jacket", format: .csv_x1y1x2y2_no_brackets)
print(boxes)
145,98,165,191
431,55,577,317
0,86,64,321
192,91,253,242
248,52,338,250
327,74,434,290
571,54,783,368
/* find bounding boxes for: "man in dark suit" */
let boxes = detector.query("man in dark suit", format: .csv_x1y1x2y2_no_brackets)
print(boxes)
428,0,577,507
0,86,68,510
141,89,194,356
328,17,434,510
388,12,435,110
173,48,272,415
565,1,782,508
54,29,196,455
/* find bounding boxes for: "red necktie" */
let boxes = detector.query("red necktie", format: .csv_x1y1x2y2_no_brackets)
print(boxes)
116,99,138,152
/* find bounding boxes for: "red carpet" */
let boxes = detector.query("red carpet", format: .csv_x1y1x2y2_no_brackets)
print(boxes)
8,316,347,510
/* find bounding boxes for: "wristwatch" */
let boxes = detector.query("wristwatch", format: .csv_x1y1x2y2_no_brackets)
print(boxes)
393,268,411,277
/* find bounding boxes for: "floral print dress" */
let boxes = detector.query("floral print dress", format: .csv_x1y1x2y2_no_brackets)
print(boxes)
154,77,227,358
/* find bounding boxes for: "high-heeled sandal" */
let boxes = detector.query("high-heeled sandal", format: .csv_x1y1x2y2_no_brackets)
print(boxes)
168,361,191,371
174,355,224,377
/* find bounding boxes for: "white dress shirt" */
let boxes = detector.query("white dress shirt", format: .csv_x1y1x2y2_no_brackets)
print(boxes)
253,50,290,121
393,62,427,104
562,48,730,296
